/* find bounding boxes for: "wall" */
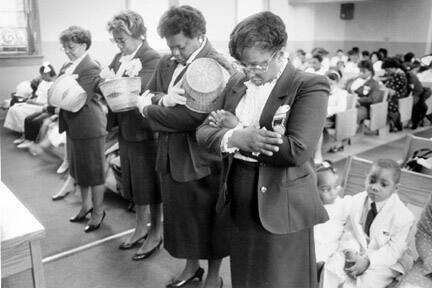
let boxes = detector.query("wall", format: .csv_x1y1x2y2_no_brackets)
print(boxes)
0,0,125,102
270,0,432,57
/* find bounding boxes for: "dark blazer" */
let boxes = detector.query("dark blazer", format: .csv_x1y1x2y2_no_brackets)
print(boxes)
196,63,330,235
355,77,383,107
59,54,107,139
144,40,222,182
107,41,160,142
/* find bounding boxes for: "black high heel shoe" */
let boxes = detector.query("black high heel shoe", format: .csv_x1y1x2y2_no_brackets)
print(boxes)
132,239,163,261
166,267,204,288
84,211,106,233
119,234,148,250
69,208,93,223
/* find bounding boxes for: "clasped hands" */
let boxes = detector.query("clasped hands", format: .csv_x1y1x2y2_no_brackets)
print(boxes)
343,251,370,279
209,110,283,157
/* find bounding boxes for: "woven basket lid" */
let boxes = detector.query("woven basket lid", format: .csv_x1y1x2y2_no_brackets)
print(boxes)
183,58,226,113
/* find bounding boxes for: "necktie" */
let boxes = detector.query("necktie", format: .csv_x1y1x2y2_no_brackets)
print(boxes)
364,202,377,236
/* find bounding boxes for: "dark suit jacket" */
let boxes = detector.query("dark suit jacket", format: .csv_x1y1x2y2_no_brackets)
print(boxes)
196,63,330,235
144,40,222,182
59,54,107,139
107,41,160,142
356,77,383,107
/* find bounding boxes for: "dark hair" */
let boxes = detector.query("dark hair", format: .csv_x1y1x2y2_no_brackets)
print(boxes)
404,52,415,63
358,60,374,75
348,49,359,57
39,64,56,77
157,5,206,39
296,49,306,56
361,50,370,57
107,10,147,39
336,49,343,53
59,26,92,50
370,51,382,61
229,11,287,61
372,158,401,184
326,69,341,82
378,48,388,58
352,46,359,53
381,57,401,69
312,54,323,63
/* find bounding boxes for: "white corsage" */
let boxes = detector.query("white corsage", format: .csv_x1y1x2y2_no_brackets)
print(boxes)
124,58,142,77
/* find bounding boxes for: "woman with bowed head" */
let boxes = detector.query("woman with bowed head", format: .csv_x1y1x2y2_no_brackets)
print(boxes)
58,26,107,232
197,11,330,288
105,10,163,258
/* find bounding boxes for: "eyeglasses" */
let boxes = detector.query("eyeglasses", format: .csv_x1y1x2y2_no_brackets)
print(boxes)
234,50,279,74
60,43,80,52
110,37,127,45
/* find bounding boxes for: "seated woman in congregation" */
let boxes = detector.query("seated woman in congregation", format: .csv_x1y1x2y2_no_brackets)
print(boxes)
397,196,432,288
353,60,383,126
314,69,347,162
381,57,409,132
4,63,57,141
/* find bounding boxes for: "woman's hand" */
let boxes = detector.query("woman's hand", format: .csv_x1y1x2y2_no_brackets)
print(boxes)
387,88,396,97
209,110,239,128
229,126,283,156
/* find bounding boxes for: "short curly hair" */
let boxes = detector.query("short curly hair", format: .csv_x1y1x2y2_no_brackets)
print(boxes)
157,5,206,39
107,10,146,39
229,11,287,61
59,26,92,50
381,57,401,69
358,60,374,75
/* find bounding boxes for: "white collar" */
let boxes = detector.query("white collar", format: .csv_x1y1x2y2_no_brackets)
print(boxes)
366,195,391,213
71,51,88,67
119,42,142,63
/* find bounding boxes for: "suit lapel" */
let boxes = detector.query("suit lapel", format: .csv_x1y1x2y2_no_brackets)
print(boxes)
73,54,91,76
369,193,396,237
259,63,296,130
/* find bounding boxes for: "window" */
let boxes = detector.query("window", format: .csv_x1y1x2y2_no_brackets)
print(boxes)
0,0,41,57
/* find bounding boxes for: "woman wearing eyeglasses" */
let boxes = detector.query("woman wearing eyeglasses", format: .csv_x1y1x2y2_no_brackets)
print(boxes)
105,10,163,260
57,26,107,232
197,11,330,287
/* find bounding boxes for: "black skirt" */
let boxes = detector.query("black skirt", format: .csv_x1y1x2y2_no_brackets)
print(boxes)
119,137,161,205
68,135,105,186
228,159,318,288
160,172,230,260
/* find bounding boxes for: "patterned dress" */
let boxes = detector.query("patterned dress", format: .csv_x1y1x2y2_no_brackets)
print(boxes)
386,69,408,130
397,198,432,287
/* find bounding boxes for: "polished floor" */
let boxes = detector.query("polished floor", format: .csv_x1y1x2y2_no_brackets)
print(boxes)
2,119,432,288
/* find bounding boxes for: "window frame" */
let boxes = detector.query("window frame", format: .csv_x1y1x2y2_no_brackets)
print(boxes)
0,0,42,66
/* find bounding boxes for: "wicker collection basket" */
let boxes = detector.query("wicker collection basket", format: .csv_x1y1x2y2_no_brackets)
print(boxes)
183,58,227,113
48,75,87,112
100,77,141,112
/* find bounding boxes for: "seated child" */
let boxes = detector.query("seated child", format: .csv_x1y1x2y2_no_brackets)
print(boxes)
314,160,352,264
323,159,415,288
4,62,56,140
397,196,432,288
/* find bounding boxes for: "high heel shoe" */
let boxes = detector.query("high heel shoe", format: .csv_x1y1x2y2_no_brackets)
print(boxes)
69,208,93,222
119,234,148,250
132,239,163,261
84,211,106,233
166,267,204,288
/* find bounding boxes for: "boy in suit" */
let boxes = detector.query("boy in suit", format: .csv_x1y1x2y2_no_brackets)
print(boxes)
323,159,415,288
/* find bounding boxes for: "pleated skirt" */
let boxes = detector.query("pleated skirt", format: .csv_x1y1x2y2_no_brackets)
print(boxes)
68,135,105,186
228,159,318,288
119,137,161,205
160,172,230,260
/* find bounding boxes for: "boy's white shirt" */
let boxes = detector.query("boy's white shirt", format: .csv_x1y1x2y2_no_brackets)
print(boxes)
324,191,415,288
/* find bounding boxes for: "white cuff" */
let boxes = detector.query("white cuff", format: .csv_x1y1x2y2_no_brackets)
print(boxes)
221,124,243,153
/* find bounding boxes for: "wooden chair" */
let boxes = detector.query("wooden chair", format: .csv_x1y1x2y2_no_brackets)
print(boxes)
369,89,388,133
334,94,358,142
342,156,432,208
400,134,432,167
398,95,414,126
